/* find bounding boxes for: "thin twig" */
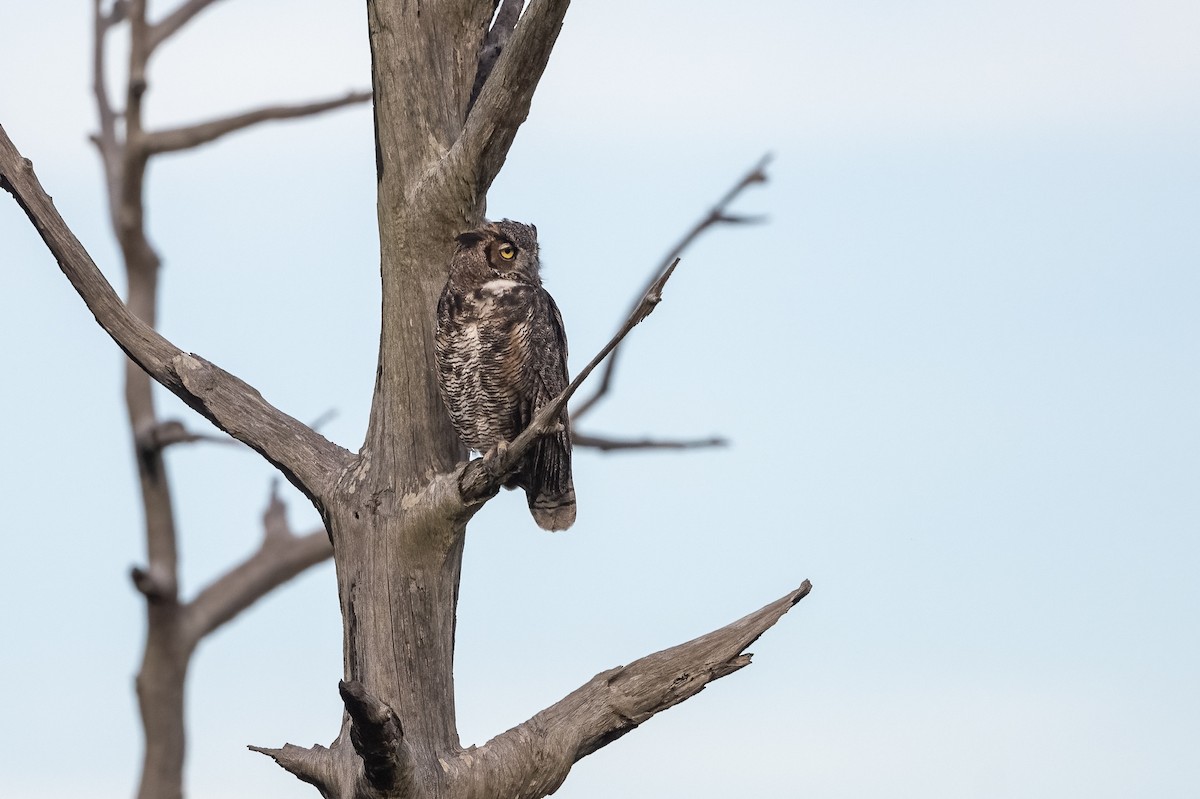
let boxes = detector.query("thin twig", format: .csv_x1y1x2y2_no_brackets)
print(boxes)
572,432,727,452
571,154,771,420
90,0,122,219
147,0,230,54
143,91,371,154
308,409,338,432
135,419,236,451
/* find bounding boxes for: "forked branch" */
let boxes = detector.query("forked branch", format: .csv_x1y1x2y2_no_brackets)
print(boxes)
458,259,681,504
449,582,812,798
0,125,353,503
447,0,570,193
470,0,526,107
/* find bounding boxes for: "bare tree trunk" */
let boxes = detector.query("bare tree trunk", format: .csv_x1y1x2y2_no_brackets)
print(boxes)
135,611,188,799
85,2,366,797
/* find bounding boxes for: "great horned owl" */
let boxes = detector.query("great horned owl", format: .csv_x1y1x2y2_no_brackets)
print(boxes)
435,220,576,531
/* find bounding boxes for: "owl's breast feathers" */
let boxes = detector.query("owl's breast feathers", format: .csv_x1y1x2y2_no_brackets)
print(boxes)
435,277,569,453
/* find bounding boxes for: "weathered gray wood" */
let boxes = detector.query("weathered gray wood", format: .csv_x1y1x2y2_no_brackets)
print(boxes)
341,679,415,795
258,583,811,798
0,134,353,502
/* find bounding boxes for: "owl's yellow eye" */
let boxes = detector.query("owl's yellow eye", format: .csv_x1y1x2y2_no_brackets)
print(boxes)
498,243,516,260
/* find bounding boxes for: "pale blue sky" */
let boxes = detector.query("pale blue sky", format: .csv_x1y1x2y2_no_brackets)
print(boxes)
2,2,1198,798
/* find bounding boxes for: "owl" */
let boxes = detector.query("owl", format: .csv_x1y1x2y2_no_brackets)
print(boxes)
435,220,576,531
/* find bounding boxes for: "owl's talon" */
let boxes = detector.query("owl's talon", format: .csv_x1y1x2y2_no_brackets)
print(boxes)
482,440,510,476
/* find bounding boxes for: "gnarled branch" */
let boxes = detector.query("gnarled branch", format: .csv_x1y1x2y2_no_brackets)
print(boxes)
0,125,353,504
339,680,415,795
450,582,812,799
144,91,371,155
135,419,234,451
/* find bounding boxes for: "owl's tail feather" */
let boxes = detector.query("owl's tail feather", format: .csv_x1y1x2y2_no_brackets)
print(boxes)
529,490,576,531
521,429,575,531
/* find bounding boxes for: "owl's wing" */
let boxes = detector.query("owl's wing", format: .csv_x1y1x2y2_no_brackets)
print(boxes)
485,285,574,530
527,288,570,407
471,282,575,527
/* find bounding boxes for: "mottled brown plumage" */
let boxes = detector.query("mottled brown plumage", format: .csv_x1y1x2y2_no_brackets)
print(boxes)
435,220,576,530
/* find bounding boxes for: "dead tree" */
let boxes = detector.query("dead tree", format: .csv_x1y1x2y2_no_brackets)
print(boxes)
89,2,365,797
0,2,808,798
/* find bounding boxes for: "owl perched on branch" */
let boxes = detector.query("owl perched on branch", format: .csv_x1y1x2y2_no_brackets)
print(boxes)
435,220,576,531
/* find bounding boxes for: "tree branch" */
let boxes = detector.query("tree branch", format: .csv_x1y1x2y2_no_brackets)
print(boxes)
445,0,570,195
339,680,415,796
0,125,353,504
572,154,771,421
458,258,681,505
182,486,332,647
90,0,122,219
135,419,235,451
248,743,333,792
147,0,229,54
452,582,812,798
469,0,526,108
143,91,371,155
572,432,727,452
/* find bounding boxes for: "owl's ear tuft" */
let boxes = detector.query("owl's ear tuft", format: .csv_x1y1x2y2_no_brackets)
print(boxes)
456,231,485,249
